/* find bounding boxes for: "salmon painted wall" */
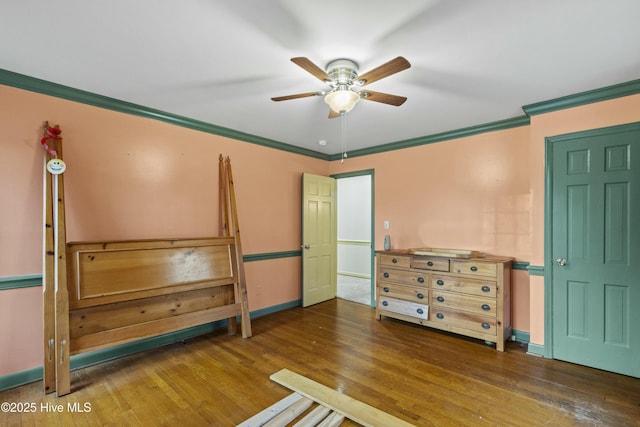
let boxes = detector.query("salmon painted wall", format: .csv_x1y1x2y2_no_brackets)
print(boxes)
329,126,532,334
3,80,639,377
527,93,640,346
0,84,327,375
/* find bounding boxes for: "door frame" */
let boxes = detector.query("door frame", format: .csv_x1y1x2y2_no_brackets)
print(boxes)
543,121,640,359
331,169,375,307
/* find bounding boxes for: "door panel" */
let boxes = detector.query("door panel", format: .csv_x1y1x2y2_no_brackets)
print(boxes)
551,123,639,377
302,173,337,307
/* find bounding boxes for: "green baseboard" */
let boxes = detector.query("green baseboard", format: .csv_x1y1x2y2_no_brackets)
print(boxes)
0,366,44,392
527,342,545,357
0,299,301,392
512,330,530,344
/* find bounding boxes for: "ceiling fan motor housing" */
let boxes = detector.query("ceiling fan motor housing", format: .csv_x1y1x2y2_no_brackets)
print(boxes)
326,59,359,87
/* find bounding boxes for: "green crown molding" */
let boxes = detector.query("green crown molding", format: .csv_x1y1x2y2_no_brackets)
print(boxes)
0,68,329,161
4,68,638,160
523,78,640,116
330,115,531,160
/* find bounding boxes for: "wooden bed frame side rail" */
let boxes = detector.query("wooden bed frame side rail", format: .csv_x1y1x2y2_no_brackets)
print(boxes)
70,303,243,355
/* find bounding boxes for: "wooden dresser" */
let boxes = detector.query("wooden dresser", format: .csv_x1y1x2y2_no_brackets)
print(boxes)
375,249,512,351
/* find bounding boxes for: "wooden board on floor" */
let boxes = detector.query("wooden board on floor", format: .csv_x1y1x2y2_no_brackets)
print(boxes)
270,369,415,427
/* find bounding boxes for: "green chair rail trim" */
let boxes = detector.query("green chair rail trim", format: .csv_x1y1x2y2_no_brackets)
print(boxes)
337,240,371,246
0,251,304,290
0,68,328,161
0,274,41,290
242,250,302,262
527,265,545,276
511,261,529,271
523,78,640,116
329,115,531,160
1,255,540,290
0,299,302,392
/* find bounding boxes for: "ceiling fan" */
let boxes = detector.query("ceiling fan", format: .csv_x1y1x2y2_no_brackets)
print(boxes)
271,56,411,118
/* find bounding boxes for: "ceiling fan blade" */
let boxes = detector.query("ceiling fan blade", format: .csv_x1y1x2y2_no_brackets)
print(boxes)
291,57,331,82
361,90,407,106
357,56,411,86
328,109,341,119
271,92,320,101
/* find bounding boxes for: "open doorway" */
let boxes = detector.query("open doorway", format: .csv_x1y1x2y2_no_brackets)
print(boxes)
334,170,374,307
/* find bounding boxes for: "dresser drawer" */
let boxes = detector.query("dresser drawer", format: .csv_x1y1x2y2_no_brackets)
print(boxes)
378,254,411,268
432,275,497,298
411,256,449,272
379,283,428,304
431,290,496,316
378,268,428,287
430,307,496,336
379,297,429,320
451,261,496,278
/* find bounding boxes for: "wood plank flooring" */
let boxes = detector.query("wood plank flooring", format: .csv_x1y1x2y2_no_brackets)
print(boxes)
2,299,639,426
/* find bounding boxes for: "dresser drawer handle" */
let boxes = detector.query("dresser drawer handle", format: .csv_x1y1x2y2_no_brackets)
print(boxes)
481,304,491,311
436,296,445,303
383,287,389,293
436,313,444,319
481,322,491,330
436,279,444,286
427,261,433,266
417,277,424,283
481,285,490,293
417,308,424,315
382,301,389,307
392,258,398,264
383,272,390,278
470,266,478,272
417,293,424,299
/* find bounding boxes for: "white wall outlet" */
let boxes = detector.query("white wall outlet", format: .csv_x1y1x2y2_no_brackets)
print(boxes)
383,220,389,230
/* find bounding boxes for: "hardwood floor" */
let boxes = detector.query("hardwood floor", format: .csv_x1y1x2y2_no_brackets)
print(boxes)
2,299,639,426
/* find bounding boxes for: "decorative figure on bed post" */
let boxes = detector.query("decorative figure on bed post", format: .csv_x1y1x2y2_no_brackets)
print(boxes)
42,123,66,175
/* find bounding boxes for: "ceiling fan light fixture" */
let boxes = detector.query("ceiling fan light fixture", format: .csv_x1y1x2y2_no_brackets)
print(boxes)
324,89,360,113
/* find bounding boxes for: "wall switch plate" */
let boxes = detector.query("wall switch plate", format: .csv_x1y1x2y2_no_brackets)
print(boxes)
383,220,389,229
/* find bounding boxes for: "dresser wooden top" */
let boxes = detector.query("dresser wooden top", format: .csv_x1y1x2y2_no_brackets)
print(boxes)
376,249,513,264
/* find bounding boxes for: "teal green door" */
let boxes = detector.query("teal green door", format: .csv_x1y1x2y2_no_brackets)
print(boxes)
550,123,639,378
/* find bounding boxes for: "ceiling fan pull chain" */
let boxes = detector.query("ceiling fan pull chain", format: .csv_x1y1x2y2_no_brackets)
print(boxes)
341,112,347,163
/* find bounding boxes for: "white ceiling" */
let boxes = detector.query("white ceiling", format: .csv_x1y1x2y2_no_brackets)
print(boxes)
2,0,639,155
